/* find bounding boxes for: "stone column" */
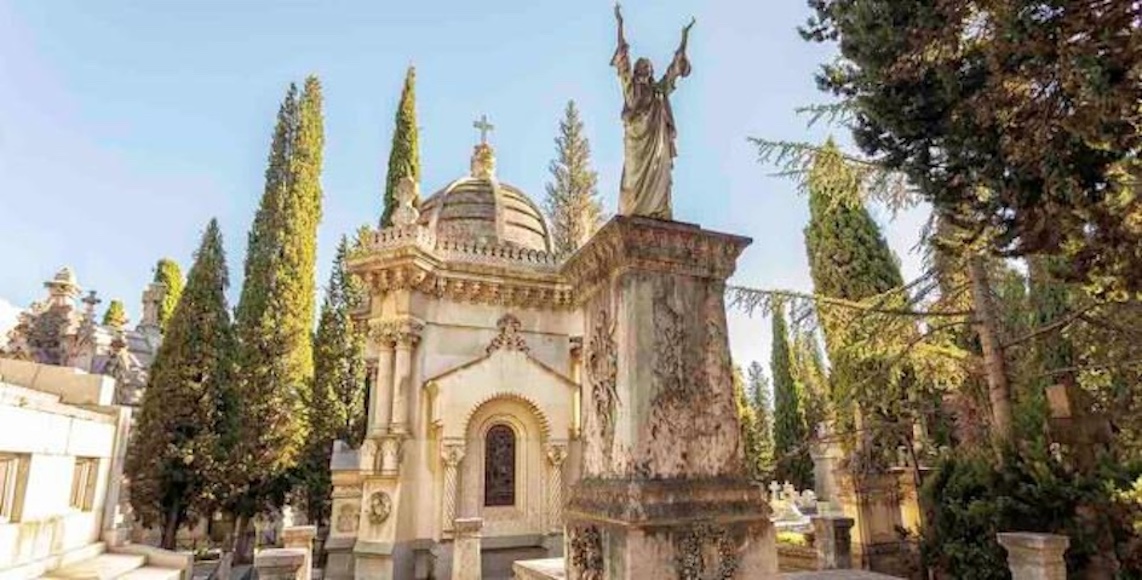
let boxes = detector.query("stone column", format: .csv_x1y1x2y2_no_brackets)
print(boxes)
281,525,316,580
452,518,483,580
368,330,396,435
997,533,1069,580
545,443,568,533
390,324,421,435
561,216,776,579
441,440,466,536
811,515,854,570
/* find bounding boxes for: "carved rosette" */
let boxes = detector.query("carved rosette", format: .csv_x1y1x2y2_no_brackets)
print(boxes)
368,491,393,525
545,443,568,532
486,313,530,354
335,502,360,534
586,308,619,472
440,441,466,535
568,524,604,580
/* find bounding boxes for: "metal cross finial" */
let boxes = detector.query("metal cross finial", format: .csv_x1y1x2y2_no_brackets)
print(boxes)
473,114,494,145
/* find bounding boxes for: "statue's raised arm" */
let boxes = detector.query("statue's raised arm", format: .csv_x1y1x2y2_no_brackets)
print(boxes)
611,3,631,81
660,17,694,91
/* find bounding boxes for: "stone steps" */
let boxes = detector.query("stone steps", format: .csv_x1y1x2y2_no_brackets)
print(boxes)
115,567,183,580
41,554,147,579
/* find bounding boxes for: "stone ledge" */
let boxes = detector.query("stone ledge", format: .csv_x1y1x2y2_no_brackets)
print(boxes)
513,557,566,580
566,476,770,526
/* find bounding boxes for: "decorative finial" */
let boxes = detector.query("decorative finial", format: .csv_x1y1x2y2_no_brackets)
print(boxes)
81,291,101,318
473,114,494,146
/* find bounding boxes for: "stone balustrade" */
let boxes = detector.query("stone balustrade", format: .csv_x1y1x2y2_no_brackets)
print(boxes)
998,532,1069,580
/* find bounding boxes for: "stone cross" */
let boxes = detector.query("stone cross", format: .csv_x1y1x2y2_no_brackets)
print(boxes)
473,114,494,145
768,481,781,504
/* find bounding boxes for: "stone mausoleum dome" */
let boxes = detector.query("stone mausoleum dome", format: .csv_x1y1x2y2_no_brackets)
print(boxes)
419,141,552,253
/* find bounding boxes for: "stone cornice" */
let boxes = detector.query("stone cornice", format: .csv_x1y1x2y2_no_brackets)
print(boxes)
560,216,752,305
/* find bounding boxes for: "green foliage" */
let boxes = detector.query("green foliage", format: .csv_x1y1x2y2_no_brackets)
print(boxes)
802,0,1142,297
298,236,367,526
771,305,813,489
380,66,420,227
790,329,828,436
227,77,324,518
125,219,232,549
152,258,184,331
747,361,776,481
102,299,127,328
544,100,603,255
734,365,769,483
922,448,1142,578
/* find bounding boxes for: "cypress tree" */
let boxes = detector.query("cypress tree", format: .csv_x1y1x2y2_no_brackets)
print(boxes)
380,66,420,227
733,365,765,483
102,300,128,328
771,305,813,489
125,218,232,550
791,330,828,438
153,258,184,331
227,76,323,548
747,361,776,481
299,236,367,526
544,100,603,254
804,142,909,431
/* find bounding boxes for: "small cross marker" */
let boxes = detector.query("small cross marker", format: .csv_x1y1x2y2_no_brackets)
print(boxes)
473,114,494,145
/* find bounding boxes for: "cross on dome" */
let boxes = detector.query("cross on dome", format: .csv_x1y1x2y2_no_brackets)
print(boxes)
473,114,494,145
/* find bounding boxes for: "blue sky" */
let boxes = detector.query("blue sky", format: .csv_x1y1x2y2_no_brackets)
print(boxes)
0,0,928,373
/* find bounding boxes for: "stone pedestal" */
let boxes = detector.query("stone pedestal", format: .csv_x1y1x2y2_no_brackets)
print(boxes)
561,216,777,579
255,548,308,580
281,525,316,580
453,518,483,580
811,515,854,569
997,533,1069,580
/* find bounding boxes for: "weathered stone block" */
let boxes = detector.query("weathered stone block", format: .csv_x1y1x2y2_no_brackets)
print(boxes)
997,532,1069,580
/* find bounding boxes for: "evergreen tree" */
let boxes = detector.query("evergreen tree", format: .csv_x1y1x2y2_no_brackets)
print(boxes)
747,361,776,481
226,77,324,547
102,300,128,328
544,100,603,254
125,219,232,549
771,305,813,489
152,258,184,331
733,365,765,483
791,329,828,437
380,66,420,227
299,236,367,526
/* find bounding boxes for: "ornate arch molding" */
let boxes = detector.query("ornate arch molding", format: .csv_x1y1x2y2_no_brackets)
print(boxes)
462,392,553,442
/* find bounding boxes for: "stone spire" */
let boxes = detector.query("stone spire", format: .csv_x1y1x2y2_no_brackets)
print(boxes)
470,114,496,179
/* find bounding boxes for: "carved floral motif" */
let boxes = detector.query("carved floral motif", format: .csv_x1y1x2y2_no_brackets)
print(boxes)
486,313,530,354
672,522,742,580
587,307,619,465
335,502,360,533
569,524,604,580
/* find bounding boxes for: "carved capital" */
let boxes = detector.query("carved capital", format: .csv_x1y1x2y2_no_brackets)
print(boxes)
441,441,466,467
545,443,568,466
368,318,424,348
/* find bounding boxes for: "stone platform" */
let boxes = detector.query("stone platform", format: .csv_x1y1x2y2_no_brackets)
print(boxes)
512,558,900,580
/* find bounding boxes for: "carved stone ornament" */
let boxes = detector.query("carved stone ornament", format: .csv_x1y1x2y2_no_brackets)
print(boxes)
368,319,424,347
672,522,742,580
569,525,604,580
486,313,530,355
390,174,421,227
587,308,619,459
368,491,393,525
336,502,360,533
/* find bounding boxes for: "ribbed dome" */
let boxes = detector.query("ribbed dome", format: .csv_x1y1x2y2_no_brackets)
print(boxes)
419,143,552,252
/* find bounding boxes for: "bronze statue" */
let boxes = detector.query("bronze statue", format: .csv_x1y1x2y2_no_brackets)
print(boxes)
611,4,694,220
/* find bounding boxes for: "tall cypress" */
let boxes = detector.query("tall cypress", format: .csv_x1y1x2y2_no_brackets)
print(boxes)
153,258,184,331
227,76,324,542
771,306,813,489
791,330,828,437
299,236,367,526
102,300,128,328
125,219,232,549
544,100,603,254
380,66,421,227
747,361,776,481
804,141,908,434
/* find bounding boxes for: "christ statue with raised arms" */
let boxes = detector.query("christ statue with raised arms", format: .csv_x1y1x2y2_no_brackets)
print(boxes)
611,4,694,220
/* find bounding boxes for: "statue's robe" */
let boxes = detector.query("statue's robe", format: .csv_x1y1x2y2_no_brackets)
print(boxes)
612,44,690,220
